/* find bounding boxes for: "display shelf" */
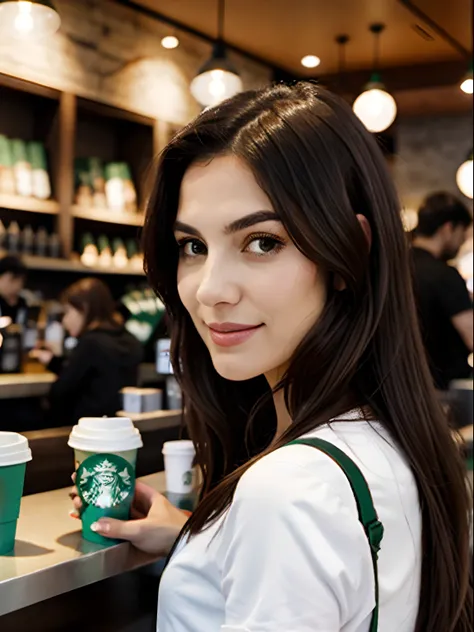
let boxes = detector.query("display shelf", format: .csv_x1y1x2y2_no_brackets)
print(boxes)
72,204,144,226
0,251,144,276
0,193,59,215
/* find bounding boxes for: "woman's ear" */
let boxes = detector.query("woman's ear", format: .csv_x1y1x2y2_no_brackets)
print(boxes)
356,214,372,251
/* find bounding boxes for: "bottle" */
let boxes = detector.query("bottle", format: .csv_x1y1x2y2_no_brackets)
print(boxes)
35,226,48,257
0,324,23,374
0,220,6,251
80,233,98,267
28,141,51,200
11,139,32,197
7,221,21,253
22,225,34,255
49,233,61,258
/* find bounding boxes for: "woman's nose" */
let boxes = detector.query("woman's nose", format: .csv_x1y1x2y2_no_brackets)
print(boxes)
195,257,241,307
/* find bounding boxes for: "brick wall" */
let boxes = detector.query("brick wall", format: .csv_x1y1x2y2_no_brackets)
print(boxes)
394,113,473,212
0,0,272,125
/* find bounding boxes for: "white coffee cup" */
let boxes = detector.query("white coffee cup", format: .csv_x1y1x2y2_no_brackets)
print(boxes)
162,440,195,494
0,432,32,467
68,417,143,467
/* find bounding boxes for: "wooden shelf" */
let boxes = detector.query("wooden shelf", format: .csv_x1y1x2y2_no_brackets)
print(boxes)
0,251,144,276
0,194,59,215
72,205,144,226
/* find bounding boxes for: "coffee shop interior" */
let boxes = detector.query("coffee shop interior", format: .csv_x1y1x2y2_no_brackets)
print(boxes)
0,0,472,630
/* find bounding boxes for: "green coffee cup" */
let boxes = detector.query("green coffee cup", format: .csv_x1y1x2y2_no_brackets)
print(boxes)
68,417,142,546
0,432,32,555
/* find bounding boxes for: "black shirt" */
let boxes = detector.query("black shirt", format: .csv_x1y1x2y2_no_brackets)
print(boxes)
0,295,27,325
411,246,472,389
47,327,143,427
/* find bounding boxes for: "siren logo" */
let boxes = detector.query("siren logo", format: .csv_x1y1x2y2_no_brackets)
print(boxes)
78,455,134,509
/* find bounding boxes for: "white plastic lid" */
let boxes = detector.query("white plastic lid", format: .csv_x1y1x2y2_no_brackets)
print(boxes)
68,417,143,453
0,432,32,467
162,440,195,456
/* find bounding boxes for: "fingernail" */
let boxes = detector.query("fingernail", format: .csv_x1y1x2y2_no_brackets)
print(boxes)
91,521,109,533
69,510,79,520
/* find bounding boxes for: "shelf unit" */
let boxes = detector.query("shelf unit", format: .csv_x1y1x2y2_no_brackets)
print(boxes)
0,194,59,215
0,250,145,276
71,205,144,226
0,71,172,290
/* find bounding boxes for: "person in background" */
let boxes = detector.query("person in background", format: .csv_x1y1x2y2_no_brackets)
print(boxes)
0,255,28,326
31,277,143,426
411,192,473,390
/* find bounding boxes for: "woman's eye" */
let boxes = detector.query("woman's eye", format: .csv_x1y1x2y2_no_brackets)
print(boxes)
178,239,207,257
246,236,283,256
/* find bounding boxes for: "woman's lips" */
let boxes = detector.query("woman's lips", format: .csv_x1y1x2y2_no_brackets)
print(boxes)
207,323,263,348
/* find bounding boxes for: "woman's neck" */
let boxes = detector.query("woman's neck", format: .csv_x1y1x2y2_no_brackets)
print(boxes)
271,388,292,444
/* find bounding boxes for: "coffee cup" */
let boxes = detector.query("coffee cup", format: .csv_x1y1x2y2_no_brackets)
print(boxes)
0,432,32,555
68,417,143,545
162,440,195,495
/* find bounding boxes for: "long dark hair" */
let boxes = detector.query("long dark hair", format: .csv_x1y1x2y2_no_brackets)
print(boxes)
143,83,472,631
62,277,120,335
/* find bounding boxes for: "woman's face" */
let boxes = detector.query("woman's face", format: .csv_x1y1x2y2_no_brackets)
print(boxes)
175,155,326,385
63,304,85,338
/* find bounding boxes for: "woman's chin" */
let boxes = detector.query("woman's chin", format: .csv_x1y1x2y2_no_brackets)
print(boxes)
211,356,263,382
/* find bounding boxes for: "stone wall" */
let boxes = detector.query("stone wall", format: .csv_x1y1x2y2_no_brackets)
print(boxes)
0,0,272,125
394,113,473,212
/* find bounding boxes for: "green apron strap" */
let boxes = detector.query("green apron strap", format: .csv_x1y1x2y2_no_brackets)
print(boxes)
287,437,384,632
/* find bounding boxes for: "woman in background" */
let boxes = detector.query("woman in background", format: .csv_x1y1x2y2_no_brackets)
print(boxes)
33,277,142,426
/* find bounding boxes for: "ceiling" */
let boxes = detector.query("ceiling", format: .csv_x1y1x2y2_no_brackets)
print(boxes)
135,0,472,75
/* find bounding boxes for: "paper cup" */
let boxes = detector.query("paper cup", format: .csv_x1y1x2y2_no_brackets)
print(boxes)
68,417,142,545
0,432,32,555
162,440,195,494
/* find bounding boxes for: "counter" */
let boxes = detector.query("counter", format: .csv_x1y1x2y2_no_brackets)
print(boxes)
0,472,166,617
0,372,55,399
0,363,162,400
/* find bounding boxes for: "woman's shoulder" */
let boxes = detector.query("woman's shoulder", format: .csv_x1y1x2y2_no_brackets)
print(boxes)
235,419,417,516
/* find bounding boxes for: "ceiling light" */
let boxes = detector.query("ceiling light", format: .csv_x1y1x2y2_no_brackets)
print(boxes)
460,63,473,94
456,151,473,199
353,24,397,133
301,55,321,69
0,0,60,38
161,35,179,50
190,0,242,107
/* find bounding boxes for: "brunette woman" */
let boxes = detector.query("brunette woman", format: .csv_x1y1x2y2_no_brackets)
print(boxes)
35,277,142,426
72,84,472,631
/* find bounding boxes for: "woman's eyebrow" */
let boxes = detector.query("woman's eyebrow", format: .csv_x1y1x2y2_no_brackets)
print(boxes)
173,211,280,237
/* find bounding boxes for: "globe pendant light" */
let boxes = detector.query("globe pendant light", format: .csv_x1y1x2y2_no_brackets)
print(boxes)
353,24,397,133
0,0,60,38
456,150,473,199
460,62,473,95
190,0,242,107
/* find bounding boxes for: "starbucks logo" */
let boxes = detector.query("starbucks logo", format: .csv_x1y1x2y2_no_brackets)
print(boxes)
77,454,135,509
182,470,193,486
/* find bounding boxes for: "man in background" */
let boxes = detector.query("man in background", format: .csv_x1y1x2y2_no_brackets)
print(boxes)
411,192,473,390
0,255,28,326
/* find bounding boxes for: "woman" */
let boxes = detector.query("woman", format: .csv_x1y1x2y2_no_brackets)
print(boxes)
72,84,472,631
35,277,142,426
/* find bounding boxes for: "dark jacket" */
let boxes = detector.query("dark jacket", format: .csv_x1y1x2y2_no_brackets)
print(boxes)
47,327,143,427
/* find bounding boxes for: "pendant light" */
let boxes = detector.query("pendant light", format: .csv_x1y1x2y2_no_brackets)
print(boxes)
0,0,60,38
460,62,473,94
335,34,349,94
353,24,397,133
456,150,473,199
190,0,242,107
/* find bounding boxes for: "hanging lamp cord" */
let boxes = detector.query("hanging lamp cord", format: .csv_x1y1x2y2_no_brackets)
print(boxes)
217,0,225,41
336,35,349,92
370,23,385,81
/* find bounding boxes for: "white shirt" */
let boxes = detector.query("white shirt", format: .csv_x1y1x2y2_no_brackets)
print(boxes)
157,414,422,632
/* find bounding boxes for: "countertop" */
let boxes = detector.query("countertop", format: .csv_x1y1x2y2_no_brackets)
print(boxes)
0,472,166,617
0,363,165,400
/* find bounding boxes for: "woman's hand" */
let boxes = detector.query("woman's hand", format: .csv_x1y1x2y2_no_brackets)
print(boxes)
70,475,189,555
